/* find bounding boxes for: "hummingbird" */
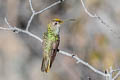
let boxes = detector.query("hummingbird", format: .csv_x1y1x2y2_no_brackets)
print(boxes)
41,18,63,73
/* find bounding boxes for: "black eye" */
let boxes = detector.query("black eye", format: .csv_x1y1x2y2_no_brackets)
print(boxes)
54,22,57,25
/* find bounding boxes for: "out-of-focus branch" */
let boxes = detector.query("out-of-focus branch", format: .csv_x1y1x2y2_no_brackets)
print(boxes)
112,68,120,73
80,0,97,18
113,71,120,80
80,0,119,38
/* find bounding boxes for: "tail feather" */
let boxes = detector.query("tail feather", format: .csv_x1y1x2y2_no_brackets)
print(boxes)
41,56,50,73
41,49,58,72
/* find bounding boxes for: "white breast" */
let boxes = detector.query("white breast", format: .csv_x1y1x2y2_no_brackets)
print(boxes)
55,24,60,34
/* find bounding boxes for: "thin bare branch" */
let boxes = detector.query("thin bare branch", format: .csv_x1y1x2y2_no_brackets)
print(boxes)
2,18,43,42
59,50,108,77
112,68,120,73
26,0,63,31
4,17,12,28
35,0,62,15
0,27,13,31
113,71,120,80
29,0,35,13
80,0,97,17
0,26,43,42
26,13,35,31
80,0,119,38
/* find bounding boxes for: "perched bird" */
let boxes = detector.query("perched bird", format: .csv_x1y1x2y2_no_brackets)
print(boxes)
41,18,63,73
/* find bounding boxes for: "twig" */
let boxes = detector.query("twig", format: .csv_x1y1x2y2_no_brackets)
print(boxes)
26,13,35,31
29,0,35,13
80,0,97,18
26,0,63,31
59,50,109,77
112,68,120,73
35,0,62,15
3,18,43,42
113,71,120,80
4,18,12,28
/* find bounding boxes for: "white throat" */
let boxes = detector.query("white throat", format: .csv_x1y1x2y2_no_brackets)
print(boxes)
55,24,60,35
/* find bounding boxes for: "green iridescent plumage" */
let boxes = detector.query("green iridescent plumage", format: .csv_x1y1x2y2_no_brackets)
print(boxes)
43,24,59,55
41,19,62,72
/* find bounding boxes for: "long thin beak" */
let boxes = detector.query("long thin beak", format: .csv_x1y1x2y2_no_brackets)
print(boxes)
64,19,76,22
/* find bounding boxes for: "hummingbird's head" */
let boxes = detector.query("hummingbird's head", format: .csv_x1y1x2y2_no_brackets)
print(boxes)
50,18,63,34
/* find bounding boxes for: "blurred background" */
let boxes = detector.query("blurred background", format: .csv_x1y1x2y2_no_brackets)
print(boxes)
0,0,120,80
